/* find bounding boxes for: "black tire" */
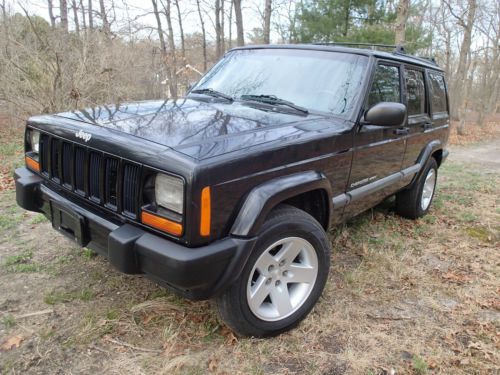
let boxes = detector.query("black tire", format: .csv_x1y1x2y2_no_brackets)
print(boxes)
396,157,438,219
215,205,330,337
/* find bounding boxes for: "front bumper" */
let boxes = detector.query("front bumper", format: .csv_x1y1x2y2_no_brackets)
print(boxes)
14,167,256,300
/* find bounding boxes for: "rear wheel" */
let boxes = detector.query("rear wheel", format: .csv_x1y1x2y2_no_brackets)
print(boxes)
215,205,330,337
396,157,438,219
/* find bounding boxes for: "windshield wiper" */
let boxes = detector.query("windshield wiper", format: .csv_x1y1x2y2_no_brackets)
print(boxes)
240,94,309,114
190,88,233,102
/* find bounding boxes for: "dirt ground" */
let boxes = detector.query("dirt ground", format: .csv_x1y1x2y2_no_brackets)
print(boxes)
0,128,499,374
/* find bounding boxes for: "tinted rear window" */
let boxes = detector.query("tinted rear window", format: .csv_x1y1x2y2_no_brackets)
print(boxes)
405,69,426,115
428,73,448,113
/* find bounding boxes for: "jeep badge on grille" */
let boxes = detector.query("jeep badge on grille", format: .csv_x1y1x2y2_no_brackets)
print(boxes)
75,130,92,142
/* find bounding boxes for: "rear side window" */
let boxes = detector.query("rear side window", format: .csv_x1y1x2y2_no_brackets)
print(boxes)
405,69,426,115
368,64,401,107
428,73,448,113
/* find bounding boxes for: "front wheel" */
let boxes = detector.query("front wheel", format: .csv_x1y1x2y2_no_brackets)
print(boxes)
215,205,330,337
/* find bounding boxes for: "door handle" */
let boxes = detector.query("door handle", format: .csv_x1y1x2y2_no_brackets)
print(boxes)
422,122,433,130
393,127,409,136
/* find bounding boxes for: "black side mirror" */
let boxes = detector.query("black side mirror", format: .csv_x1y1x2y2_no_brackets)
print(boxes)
364,102,407,127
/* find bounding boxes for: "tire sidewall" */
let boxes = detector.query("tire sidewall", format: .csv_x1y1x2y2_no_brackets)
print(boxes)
235,212,330,335
416,158,438,217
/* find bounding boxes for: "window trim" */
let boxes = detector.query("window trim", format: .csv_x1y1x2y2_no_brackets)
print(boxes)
403,65,429,117
365,59,404,110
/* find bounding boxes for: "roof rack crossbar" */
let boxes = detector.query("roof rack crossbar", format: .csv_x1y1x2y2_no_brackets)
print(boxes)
393,51,438,66
312,42,405,53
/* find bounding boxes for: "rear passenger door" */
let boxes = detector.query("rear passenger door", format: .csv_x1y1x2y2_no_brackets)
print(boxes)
401,66,431,168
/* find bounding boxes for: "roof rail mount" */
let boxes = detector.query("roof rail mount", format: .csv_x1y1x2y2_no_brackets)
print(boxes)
313,42,406,53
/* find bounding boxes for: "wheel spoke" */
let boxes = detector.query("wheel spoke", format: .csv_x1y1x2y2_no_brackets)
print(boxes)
275,240,303,265
248,276,270,310
288,264,316,283
270,285,293,316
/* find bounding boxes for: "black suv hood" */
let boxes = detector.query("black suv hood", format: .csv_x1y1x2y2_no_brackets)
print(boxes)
56,99,351,160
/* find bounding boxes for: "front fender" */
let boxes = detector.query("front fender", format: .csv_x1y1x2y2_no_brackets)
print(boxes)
230,171,332,237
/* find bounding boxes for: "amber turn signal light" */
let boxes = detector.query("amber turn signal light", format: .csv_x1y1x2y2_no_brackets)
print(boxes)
25,156,40,172
200,186,211,236
141,211,183,236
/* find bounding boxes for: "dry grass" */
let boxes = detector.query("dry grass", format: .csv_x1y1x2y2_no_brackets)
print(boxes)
0,126,499,374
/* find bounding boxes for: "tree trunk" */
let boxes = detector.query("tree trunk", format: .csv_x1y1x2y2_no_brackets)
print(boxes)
233,0,244,46
174,0,185,60
450,0,477,120
215,0,222,58
457,60,477,135
263,0,272,44
163,0,178,98
343,0,351,37
48,0,56,28
60,0,69,32
196,0,207,71
394,0,409,45
88,0,93,30
79,0,86,31
99,0,110,36
228,0,233,49
221,0,225,52
1,0,11,58
152,0,175,98
72,0,80,36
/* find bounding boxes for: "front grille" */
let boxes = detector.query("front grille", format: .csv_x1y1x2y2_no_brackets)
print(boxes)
123,164,139,215
37,133,141,218
104,157,119,208
40,134,49,175
61,142,72,187
89,152,102,202
74,146,86,193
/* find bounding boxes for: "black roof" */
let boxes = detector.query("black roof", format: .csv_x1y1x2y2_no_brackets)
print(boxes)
229,44,444,72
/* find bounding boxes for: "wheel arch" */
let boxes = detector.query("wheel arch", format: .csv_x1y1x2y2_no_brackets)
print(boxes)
230,171,333,237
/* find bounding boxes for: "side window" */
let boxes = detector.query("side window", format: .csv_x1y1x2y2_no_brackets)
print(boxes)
405,69,426,115
428,73,448,113
368,64,401,107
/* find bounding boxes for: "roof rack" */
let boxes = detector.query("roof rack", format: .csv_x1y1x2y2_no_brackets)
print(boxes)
312,42,406,53
313,42,439,67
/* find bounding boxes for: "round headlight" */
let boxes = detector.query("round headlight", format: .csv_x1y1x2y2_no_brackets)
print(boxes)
155,173,184,214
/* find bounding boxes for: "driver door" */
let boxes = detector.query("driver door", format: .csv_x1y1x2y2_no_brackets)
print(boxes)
344,62,407,218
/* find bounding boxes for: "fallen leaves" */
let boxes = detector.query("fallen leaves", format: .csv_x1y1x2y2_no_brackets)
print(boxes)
1,335,24,351
219,326,238,345
441,271,473,284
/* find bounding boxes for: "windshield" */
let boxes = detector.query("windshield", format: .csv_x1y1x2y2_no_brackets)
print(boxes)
192,48,368,116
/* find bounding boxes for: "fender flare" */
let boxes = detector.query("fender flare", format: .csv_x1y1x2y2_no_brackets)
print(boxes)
230,171,333,237
410,140,443,185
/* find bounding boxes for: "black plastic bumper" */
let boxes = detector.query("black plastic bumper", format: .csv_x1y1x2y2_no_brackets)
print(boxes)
14,167,256,300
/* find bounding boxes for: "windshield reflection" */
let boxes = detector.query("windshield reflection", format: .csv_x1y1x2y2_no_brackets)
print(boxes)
192,49,368,116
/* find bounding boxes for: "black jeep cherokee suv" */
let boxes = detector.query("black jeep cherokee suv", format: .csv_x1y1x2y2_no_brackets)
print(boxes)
15,44,449,337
